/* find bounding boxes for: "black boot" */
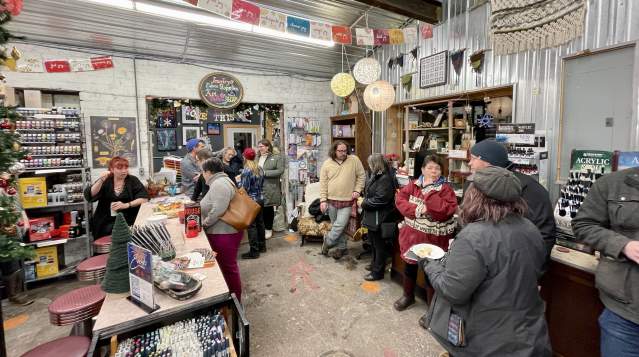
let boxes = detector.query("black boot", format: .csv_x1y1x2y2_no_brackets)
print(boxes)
240,250,260,260
393,277,415,311
6,270,34,306
258,244,267,253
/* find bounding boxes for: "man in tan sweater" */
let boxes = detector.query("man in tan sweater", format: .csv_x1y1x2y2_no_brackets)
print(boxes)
319,140,366,259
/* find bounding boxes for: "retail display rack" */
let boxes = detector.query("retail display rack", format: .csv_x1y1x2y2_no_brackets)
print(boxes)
15,107,93,284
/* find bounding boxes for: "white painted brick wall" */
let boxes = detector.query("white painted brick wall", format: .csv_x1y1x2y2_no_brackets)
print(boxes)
5,43,337,182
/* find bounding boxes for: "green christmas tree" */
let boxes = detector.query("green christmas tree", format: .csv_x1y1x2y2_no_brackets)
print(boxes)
0,1,33,263
101,213,131,293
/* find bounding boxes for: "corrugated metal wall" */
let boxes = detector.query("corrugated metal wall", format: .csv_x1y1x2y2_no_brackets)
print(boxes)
375,0,639,189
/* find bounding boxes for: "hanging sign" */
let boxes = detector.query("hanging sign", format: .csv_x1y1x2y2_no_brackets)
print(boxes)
231,0,260,25
286,16,310,37
388,29,405,44
373,29,390,45
355,28,374,46
198,72,244,109
421,24,433,39
197,0,232,18
331,26,352,44
259,8,286,32
44,60,71,73
402,27,418,44
496,123,535,144
310,21,332,41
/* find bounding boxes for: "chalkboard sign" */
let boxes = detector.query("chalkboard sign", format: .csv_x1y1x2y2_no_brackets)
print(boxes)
198,72,244,109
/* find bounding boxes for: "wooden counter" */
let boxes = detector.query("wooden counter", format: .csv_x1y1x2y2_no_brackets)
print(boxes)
540,246,603,357
90,202,249,356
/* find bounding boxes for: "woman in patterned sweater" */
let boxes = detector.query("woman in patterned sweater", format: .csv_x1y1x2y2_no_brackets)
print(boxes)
237,148,266,259
394,155,457,316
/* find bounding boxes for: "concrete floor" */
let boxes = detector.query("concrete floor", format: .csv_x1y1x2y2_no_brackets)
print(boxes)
3,233,444,357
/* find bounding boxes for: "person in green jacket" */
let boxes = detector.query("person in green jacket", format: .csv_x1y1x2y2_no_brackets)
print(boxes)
256,139,284,239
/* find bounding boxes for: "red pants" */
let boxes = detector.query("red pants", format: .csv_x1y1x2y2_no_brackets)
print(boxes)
206,231,243,302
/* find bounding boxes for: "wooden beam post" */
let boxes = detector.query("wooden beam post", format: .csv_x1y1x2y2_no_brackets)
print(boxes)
351,0,441,24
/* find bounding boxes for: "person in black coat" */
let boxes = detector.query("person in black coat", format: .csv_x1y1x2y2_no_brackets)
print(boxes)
467,139,556,268
84,156,149,238
191,149,214,202
360,153,399,281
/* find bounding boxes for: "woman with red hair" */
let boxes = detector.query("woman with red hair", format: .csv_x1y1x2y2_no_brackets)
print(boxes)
84,156,149,238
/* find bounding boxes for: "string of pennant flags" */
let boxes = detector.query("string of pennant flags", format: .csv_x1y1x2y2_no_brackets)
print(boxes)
185,0,434,45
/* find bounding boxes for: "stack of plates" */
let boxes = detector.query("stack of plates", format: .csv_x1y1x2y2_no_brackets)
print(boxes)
76,254,109,282
93,235,112,254
48,285,105,326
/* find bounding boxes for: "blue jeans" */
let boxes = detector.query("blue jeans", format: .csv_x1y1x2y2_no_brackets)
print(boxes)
599,308,639,357
326,204,351,250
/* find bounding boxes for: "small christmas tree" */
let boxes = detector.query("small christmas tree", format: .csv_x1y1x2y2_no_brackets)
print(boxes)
101,213,131,293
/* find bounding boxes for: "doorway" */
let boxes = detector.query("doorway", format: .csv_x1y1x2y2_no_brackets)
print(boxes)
224,125,260,153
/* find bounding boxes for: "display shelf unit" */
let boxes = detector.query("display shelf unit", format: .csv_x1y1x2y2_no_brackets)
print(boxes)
330,113,372,170
15,107,93,284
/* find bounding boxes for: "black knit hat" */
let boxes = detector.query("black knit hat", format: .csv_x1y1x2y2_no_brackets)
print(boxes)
468,166,522,202
470,139,511,168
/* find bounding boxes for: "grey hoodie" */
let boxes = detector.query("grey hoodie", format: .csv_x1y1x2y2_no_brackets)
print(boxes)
200,172,238,235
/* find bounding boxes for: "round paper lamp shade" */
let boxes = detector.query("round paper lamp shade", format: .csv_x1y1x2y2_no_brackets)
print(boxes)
363,80,395,112
353,57,381,85
487,96,513,119
330,72,355,97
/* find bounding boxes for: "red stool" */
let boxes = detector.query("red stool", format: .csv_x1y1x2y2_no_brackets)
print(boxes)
48,285,105,336
21,335,90,357
77,254,109,282
93,235,111,254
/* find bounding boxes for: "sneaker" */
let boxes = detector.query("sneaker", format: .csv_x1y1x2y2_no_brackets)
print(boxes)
332,248,348,260
364,264,372,271
240,251,260,259
363,272,383,281
265,230,273,239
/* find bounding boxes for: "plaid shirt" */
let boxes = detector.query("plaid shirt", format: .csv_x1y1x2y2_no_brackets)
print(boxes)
239,168,264,202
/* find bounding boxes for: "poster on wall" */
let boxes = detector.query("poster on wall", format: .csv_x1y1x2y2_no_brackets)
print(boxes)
420,51,448,88
91,116,137,168
155,108,177,128
207,123,221,135
181,105,201,125
156,129,178,151
182,126,201,145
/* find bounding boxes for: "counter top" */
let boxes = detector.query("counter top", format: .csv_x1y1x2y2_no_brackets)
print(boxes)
550,245,598,274
92,202,229,334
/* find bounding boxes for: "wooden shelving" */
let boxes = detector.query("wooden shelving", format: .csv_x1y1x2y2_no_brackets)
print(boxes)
330,113,372,170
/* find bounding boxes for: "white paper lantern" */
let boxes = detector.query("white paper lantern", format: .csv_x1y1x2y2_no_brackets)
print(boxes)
487,96,513,119
363,80,395,112
353,57,381,84
330,72,355,97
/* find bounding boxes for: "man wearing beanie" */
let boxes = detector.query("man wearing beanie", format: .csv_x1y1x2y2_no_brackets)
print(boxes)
181,138,205,195
468,139,556,265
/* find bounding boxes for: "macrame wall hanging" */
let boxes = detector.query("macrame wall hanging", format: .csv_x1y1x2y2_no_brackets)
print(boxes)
490,0,587,55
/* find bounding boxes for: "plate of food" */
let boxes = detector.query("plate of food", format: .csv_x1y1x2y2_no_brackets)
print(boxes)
404,243,446,262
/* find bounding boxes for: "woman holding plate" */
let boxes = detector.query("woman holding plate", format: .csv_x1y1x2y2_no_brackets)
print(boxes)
419,166,550,356
394,155,457,313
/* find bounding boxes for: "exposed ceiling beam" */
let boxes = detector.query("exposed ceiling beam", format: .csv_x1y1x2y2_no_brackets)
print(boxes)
350,0,441,24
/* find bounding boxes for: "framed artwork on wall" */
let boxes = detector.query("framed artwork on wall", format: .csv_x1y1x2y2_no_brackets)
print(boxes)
182,126,201,145
156,128,177,151
207,122,221,135
181,105,202,125
420,50,448,88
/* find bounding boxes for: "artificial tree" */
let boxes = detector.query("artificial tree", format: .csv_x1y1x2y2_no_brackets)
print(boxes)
101,213,131,293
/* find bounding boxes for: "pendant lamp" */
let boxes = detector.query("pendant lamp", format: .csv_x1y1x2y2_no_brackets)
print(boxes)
363,80,395,112
330,72,356,97
353,57,381,84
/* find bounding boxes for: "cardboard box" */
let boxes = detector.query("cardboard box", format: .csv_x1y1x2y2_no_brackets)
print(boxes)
18,177,47,208
28,217,55,242
35,246,59,278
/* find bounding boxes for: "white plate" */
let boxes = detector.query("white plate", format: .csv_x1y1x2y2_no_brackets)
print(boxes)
410,243,445,260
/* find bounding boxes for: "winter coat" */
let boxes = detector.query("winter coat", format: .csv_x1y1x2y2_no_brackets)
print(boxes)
424,215,551,357
361,171,398,231
201,172,238,235
258,152,284,207
513,172,556,265
572,167,639,325
395,177,457,263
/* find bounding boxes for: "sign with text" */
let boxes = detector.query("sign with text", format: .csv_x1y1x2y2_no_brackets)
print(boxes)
496,123,536,144
570,150,613,174
617,151,639,171
127,243,155,311
198,72,244,109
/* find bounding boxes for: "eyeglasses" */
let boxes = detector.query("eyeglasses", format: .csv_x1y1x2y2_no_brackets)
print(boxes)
336,149,347,153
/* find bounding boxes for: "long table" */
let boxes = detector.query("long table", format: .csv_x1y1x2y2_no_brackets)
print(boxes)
89,202,248,356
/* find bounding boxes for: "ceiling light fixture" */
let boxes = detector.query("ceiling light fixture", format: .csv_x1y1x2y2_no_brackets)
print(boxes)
81,0,334,47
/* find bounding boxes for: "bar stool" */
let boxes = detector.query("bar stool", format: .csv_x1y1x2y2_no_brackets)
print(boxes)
21,336,90,357
77,254,109,282
48,284,105,336
93,235,111,254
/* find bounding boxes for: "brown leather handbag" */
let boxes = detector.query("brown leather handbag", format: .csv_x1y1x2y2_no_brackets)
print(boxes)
220,187,261,230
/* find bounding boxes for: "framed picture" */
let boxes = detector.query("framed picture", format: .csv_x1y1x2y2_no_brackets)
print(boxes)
156,128,177,152
181,105,201,125
182,126,201,145
412,135,425,151
420,50,448,88
207,122,221,135
155,108,177,128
